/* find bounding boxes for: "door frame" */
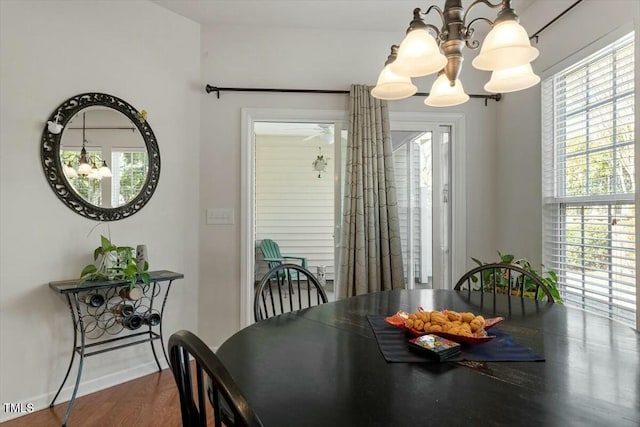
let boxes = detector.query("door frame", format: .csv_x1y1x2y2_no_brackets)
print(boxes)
240,109,467,328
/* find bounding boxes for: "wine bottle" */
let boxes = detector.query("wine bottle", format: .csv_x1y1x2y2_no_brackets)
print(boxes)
143,312,161,326
113,303,135,317
121,313,143,330
83,293,105,307
118,285,143,301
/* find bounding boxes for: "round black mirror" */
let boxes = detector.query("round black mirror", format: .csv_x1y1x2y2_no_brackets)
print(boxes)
41,93,160,221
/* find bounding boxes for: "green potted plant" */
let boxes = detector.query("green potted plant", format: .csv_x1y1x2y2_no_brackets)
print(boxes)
470,251,563,304
80,235,150,288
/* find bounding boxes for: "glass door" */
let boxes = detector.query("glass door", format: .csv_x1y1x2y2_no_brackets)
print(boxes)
391,125,451,289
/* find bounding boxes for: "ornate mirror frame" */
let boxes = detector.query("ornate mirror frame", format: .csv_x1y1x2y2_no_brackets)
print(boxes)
41,92,160,221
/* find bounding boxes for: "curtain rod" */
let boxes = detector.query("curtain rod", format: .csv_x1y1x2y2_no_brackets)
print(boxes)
529,0,584,42
205,85,502,105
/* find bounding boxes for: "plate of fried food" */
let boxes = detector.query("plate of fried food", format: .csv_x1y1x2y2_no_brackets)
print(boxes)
385,308,504,345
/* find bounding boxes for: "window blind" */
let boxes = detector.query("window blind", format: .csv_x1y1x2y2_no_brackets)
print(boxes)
542,32,636,327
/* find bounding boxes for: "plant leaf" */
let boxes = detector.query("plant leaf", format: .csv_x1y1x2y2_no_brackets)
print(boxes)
500,253,515,263
101,235,116,252
140,272,151,285
471,257,484,266
123,263,138,277
80,264,97,278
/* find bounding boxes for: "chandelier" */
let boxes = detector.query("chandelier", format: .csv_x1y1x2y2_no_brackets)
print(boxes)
62,112,112,180
371,0,540,107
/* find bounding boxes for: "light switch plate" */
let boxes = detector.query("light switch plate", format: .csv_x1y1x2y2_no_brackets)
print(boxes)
206,208,234,225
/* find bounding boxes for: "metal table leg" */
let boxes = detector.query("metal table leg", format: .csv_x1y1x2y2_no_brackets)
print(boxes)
159,280,174,367
49,294,77,407
60,294,86,427
148,280,162,371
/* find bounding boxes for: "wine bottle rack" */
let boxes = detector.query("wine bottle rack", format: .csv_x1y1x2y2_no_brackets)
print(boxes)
49,270,184,427
78,282,162,340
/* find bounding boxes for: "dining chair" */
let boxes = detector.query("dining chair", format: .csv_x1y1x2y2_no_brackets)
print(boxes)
454,263,555,303
254,263,328,322
168,330,264,427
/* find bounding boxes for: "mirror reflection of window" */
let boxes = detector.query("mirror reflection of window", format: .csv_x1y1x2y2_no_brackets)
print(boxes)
111,149,149,207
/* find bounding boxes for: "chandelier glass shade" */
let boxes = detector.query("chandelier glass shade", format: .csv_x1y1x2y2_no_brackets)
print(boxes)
63,162,78,178
425,73,469,107
99,160,113,178
472,20,539,70
371,0,540,106
484,63,540,93
371,45,419,100
77,147,93,176
390,28,448,77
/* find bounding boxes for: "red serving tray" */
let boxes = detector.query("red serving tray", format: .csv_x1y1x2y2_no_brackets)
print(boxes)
385,310,504,345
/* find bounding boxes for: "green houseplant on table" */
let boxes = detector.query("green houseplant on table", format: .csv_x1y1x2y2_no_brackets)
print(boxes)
80,235,150,288
470,251,563,304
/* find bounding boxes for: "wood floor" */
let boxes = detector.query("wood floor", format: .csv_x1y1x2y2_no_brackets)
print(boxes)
2,366,213,427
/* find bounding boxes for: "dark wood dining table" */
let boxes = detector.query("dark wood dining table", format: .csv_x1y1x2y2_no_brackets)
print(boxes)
216,289,640,426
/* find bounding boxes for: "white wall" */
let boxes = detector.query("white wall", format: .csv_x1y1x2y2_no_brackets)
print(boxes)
199,24,500,346
0,0,200,420
496,0,640,266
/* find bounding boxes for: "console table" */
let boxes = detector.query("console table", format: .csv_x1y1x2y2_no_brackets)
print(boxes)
49,270,184,427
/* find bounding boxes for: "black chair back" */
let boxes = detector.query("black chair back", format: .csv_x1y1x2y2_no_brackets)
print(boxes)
454,262,554,303
254,263,328,322
168,330,264,427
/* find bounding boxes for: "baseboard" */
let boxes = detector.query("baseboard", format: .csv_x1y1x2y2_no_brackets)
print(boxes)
0,360,169,423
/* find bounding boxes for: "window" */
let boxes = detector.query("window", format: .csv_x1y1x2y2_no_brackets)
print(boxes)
111,149,149,208
542,32,635,327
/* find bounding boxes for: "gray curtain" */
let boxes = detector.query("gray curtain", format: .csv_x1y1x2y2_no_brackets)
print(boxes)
338,84,405,298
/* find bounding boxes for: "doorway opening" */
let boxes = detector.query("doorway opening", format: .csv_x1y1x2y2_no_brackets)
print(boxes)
253,121,344,302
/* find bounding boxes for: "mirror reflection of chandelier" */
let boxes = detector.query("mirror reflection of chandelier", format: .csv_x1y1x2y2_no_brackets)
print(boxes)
62,112,112,180
371,0,540,107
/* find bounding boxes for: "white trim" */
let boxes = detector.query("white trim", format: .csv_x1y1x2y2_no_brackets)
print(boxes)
240,109,253,330
546,194,636,204
450,115,467,288
635,28,640,331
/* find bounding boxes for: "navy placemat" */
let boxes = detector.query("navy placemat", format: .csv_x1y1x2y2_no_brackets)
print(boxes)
367,315,544,363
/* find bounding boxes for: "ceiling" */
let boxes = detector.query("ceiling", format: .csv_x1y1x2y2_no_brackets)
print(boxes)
151,0,537,32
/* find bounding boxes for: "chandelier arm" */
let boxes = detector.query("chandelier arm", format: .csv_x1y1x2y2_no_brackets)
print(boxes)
421,5,446,39
463,17,495,49
461,0,503,27
423,5,445,25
